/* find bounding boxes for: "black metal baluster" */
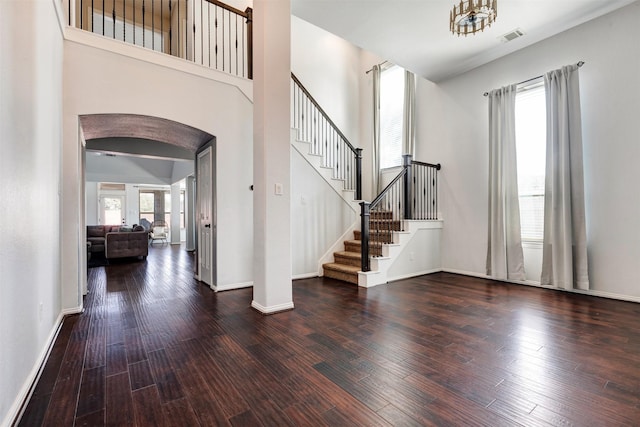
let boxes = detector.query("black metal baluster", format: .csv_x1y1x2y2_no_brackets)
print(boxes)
235,15,238,75
241,14,245,77
160,0,162,51
192,0,196,62
185,0,188,59
169,0,172,55
221,8,225,71
102,0,105,35
435,165,440,219
123,0,126,42
112,1,115,39
208,2,211,67
142,0,145,47
214,6,218,70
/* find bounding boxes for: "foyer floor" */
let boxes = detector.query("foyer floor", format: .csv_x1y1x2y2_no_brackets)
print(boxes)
19,244,640,426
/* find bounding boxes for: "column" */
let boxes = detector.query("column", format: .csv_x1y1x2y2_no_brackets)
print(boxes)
251,0,293,313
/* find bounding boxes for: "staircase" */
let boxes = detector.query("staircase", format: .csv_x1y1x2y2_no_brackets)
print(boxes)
322,211,398,284
290,73,443,287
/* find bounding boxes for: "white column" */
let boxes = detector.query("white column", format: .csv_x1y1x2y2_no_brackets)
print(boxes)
170,182,181,244
186,175,196,251
251,0,293,314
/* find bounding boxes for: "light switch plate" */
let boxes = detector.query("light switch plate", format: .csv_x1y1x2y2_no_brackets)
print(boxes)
275,183,283,195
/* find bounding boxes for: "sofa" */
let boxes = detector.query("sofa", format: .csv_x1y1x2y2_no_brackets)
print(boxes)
87,225,149,260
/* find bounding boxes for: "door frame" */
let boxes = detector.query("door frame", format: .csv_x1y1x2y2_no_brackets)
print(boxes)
195,138,217,288
98,192,126,225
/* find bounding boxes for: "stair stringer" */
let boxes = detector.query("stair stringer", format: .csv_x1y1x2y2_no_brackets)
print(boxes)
291,130,362,210
358,220,444,288
290,129,363,277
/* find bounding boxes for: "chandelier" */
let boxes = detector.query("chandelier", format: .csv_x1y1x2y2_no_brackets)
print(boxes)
450,0,497,36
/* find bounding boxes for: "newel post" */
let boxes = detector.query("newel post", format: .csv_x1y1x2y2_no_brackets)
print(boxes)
355,148,363,200
360,201,371,272
402,154,412,220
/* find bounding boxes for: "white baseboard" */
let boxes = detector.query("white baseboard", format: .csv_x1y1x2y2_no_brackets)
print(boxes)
213,281,253,292
387,268,444,283
4,306,81,427
251,300,295,314
292,272,319,280
441,268,640,304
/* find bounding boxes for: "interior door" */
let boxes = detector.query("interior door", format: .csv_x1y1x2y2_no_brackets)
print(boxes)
99,195,125,225
196,146,215,287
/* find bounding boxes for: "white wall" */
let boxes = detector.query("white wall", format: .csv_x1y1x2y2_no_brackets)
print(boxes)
423,2,640,300
0,0,64,424
387,228,442,281
291,147,357,276
291,16,361,144
63,30,254,309
85,181,99,224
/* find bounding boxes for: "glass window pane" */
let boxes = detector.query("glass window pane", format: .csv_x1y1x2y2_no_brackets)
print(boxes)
139,192,154,213
380,66,405,169
164,192,171,212
515,83,546,241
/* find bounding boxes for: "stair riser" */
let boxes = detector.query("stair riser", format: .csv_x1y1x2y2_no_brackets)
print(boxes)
344,242,382,256
370,211,393,220
323,268,359,284
353,230,393,243
368,220,402,231
334,254,361,267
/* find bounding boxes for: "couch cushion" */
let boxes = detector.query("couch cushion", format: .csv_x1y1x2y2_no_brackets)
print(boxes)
87,225,106,237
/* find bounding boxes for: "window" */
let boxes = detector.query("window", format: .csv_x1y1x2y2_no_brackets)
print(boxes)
164,192,171,226
515,81,546,241
180,190,185,229
379,66,405,169
139,191,156,224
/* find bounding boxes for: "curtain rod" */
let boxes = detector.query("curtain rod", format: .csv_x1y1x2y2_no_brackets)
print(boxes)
365,60,389,74
483,61,584,96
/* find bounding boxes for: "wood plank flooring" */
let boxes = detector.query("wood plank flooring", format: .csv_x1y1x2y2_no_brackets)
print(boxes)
18,244,640,426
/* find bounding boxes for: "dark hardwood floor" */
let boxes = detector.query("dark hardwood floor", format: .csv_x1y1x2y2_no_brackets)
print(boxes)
18,244,640,426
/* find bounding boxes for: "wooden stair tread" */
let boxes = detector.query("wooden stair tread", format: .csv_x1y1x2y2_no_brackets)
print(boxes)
334,251,361,259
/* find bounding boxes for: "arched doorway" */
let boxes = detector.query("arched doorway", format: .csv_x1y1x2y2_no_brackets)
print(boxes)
79,113,215,291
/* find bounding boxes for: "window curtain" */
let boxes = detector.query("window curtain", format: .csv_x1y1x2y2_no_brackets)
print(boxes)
403,70,416,159
486,85,526,281
541,65,589,290
372,64,382,194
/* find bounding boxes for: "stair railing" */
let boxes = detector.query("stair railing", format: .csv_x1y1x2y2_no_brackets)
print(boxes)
291,73,362,200
360,155,441,272
70,0,253,79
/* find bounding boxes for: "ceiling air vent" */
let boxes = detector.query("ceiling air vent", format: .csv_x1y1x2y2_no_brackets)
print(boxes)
500,28,524,43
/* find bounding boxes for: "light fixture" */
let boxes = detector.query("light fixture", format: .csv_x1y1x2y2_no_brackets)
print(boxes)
450,0,497,36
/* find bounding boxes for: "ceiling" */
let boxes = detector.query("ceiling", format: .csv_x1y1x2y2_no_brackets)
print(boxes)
291,0,636,82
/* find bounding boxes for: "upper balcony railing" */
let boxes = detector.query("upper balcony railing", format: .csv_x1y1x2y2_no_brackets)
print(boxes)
69,0,253,79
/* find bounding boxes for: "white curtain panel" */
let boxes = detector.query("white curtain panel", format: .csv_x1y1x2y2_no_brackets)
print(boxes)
541,65,589,290
486,85,526,281
403,70,416,159
372,64,382,195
